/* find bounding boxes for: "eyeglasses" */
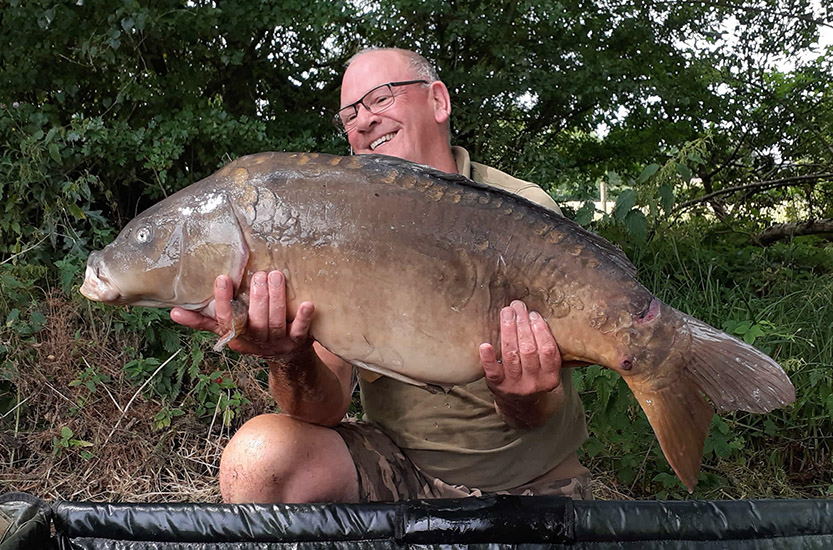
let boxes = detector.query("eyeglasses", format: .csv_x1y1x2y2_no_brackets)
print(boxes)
333,80,429,131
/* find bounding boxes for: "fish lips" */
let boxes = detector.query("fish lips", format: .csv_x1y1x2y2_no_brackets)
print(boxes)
80,262,122,303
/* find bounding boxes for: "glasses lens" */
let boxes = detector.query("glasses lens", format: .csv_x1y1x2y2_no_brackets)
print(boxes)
337,107,357,129
364,85,395,114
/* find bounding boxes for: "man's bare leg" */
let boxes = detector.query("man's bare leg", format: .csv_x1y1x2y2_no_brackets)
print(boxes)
219,413,359,503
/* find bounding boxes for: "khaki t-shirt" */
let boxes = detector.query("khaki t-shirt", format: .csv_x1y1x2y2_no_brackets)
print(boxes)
359,147,588,491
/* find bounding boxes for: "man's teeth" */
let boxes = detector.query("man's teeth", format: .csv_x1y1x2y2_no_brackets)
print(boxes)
370,133,396,150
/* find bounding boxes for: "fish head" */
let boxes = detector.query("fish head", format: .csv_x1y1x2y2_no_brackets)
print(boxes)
80,189,250,310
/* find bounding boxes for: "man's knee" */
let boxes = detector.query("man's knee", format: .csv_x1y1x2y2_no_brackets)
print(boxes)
219,413,357,504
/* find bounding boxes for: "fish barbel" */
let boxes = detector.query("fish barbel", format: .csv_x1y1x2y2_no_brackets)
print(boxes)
80,152,795,490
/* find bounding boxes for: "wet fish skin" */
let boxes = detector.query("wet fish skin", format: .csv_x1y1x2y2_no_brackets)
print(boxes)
80,152,796,490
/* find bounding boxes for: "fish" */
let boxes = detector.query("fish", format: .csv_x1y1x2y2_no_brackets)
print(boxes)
80,151,796,490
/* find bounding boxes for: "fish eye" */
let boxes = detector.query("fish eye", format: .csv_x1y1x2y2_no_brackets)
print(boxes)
134,226,153,244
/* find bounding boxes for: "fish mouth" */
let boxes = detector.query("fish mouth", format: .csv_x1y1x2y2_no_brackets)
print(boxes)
370,131,397,151
79,263,122,303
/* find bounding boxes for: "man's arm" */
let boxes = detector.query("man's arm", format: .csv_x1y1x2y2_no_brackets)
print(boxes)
171,271,353,427
479,300,564,429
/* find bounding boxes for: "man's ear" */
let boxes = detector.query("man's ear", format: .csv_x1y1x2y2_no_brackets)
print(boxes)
429,81,452,124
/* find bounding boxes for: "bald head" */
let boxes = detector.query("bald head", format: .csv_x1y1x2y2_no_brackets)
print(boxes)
339,49,456,173
347,48,439,83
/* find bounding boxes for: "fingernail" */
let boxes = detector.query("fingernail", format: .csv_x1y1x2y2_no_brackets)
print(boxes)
269,271,283,285
254,273,266,286
529,311,541,321
216,277,227,289
501,308,514,321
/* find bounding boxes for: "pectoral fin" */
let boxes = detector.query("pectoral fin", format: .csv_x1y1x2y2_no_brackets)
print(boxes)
627,377,714,492
213,299,248,352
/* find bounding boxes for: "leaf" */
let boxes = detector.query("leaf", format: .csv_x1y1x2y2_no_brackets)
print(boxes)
29,311,46,330
732,320,753,335
584,437,604,458
676,163,692,183
658,184,675,214
743,325,765,344
713,435,733,458
607,171,622,186
618,465,635,484
49,143,61,163
624,209,647,241
652,472,682,488
55,259,81,295
574,200,595,226
636,163,660,184
613,189,636,221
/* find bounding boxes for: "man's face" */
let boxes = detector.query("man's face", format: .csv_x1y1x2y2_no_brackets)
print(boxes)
340,51,441,166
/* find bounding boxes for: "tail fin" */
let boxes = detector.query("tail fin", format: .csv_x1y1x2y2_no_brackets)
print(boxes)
681,314,796,413
625,313,795,491
628,379,713,491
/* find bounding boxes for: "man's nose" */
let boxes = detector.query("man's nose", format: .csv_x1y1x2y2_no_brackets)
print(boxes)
353,104,379,131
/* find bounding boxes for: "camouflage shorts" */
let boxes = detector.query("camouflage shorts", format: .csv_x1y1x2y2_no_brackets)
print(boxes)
333,421,593,503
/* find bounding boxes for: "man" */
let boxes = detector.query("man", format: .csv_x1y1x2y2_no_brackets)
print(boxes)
171,48,591,503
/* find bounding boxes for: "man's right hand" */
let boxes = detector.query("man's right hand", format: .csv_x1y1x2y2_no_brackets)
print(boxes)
170,270,315,360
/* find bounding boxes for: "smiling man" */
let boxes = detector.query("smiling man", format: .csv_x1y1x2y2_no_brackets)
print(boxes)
172,47,591,504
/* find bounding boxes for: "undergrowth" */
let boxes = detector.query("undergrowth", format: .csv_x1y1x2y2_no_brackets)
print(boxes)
0,229,831,501
575,228,833,499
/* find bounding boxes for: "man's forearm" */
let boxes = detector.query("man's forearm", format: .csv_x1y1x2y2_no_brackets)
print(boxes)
493,385,565,429
266,344,350,427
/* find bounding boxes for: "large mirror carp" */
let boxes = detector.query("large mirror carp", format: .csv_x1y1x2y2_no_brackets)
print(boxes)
80,152,795,490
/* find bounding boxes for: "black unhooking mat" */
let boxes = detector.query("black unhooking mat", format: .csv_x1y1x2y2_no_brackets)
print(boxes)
1,492,831,549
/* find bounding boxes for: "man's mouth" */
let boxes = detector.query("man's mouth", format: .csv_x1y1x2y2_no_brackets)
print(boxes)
370,132,396,151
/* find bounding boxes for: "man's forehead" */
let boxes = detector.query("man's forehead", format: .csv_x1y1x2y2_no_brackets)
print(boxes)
340,51,416,104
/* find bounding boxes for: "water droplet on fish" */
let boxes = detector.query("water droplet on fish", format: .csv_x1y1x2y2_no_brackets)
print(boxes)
645,399,652,405
445,402,450,408
433,422,439,429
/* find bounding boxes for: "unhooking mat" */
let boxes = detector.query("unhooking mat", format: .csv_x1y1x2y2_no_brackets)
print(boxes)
1,492,832,549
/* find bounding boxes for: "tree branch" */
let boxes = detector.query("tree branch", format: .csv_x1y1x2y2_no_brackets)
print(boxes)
674,173,833,212
649,0,833,30
757,219,833,245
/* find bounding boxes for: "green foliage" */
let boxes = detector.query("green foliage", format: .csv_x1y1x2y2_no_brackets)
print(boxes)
0,0,830,499
577,228,833,497
52,426,93,459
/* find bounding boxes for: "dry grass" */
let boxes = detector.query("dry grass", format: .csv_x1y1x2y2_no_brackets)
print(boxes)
0,294,274,503
4,294,820,503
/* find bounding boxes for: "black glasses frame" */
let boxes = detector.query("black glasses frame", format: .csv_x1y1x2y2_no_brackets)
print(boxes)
332,80,429,130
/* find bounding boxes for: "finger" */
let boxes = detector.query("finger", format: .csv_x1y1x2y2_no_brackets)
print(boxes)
530,311,561,387
212,275,235,331
170,308,218,333
267,271,288,337
479,343,505,386
247,272,269,342
511,300,541,376
499,306,522,380
287,302,315,345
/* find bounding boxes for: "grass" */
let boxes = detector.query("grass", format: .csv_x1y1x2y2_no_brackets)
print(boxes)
576,231,833,499
0,231,831,502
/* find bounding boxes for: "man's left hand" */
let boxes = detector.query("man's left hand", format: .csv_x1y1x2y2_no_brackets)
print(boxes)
479,300,563,427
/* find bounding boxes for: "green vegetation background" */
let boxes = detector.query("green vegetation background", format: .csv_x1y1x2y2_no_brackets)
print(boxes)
0,1,831,499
